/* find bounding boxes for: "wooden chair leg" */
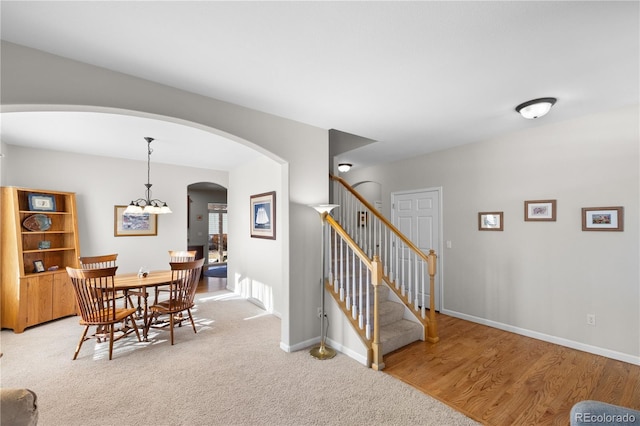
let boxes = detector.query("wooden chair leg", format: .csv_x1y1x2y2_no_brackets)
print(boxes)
144,312,154,339
187,309,197,334
109,324,115,360
169,313,175,345
73,326,90,360
130,314,142,342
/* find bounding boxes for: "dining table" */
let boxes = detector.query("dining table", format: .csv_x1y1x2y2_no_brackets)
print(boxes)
113,270,173,341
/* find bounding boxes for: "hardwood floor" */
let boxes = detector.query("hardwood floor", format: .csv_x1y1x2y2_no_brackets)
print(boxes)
196,274,227,293
195,274,639,424
383,313,640,425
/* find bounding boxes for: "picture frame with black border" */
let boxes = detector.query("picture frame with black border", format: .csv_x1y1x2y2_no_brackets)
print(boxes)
33,260,45,273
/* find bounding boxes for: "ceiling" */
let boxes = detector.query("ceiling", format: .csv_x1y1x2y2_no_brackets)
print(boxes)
1,1,638,171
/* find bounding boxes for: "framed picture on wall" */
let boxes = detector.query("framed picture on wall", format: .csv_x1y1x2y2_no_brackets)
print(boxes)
524,199,556,221
250,191,276,239
114,205,158,236
582,206,623,231
478,212,503,231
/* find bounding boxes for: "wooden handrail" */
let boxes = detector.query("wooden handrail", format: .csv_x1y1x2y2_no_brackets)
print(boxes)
331,174,439,344
325,213,371,267
331,174,431,265
323,216,387,368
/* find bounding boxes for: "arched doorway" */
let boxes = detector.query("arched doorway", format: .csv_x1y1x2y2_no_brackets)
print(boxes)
188,182,227,267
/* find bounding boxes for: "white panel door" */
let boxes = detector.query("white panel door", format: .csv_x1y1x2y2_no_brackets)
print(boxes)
391,188,441,310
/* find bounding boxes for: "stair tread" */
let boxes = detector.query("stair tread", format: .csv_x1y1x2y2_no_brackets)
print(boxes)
380,319,423,355
378,300,405,326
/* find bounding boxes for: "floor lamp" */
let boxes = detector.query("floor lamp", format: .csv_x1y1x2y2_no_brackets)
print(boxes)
309,203,339,360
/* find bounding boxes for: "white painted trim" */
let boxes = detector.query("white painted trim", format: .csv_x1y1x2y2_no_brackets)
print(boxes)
441,309,640,366
283,336,319,353
280,337,369,366
326,337,369,366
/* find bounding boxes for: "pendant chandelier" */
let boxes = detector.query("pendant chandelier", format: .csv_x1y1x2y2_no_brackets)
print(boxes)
124,137,172,215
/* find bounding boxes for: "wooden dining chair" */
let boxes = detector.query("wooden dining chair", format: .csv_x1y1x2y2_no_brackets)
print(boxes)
66,266,141,360
79,253,146,314
153,250,197,304
145,258,204,345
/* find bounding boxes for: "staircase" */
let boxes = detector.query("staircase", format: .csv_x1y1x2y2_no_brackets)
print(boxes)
321,177,439,369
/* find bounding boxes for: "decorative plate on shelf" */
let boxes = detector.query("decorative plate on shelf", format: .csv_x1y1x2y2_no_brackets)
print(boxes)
22,214,52,232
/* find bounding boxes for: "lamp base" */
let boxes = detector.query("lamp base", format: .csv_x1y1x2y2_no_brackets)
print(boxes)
309,343,336,360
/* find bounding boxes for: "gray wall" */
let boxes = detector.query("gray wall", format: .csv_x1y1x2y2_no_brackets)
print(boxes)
345,105,639,363
187,186,228,260
1,145,226,274
1,41,328,352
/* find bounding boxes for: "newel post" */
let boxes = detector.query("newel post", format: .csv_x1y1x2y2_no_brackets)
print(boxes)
371,255,385,371
427,249,440,343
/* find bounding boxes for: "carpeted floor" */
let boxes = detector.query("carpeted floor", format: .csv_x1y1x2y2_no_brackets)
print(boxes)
0,289,478,426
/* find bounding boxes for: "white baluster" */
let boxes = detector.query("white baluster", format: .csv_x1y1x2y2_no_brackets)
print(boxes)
421,261,426,318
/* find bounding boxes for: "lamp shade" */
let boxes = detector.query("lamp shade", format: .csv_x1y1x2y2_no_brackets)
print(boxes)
515,97,557,119
309,204,339,215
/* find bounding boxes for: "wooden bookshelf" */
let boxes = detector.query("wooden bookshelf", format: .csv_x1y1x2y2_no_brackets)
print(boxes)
1,187,80,332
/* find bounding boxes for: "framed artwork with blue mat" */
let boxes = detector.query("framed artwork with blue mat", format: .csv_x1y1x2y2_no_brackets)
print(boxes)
250,191,276,240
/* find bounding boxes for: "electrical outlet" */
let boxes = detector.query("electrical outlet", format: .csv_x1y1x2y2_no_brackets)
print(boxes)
317,307,323,318
587,314,596,326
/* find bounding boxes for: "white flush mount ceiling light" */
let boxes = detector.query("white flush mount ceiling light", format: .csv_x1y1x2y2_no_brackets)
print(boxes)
515,97,557,119
338,163,352,173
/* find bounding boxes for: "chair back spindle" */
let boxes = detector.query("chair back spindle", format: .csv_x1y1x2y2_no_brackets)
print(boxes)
68,266,119,323
168,250,197,262
79,254,118,269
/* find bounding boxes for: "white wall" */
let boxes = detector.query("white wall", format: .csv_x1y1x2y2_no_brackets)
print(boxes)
2,145,227,274
346,105,640,363
228,156,284,315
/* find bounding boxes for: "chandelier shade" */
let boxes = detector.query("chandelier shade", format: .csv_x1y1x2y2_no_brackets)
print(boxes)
124,137,172,215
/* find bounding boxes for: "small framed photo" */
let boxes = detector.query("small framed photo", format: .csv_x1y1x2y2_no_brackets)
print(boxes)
114,205,158,236
33,260,45,273
358,211,368,227
582,206,624,231
28,193,56,212
525,200,556,221
250,191,276,239
479,212,503,231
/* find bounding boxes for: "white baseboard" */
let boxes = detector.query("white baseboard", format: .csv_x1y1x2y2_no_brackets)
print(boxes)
280,337,369,367
441,309,640,366
325,337,369,366
282,336,319,353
